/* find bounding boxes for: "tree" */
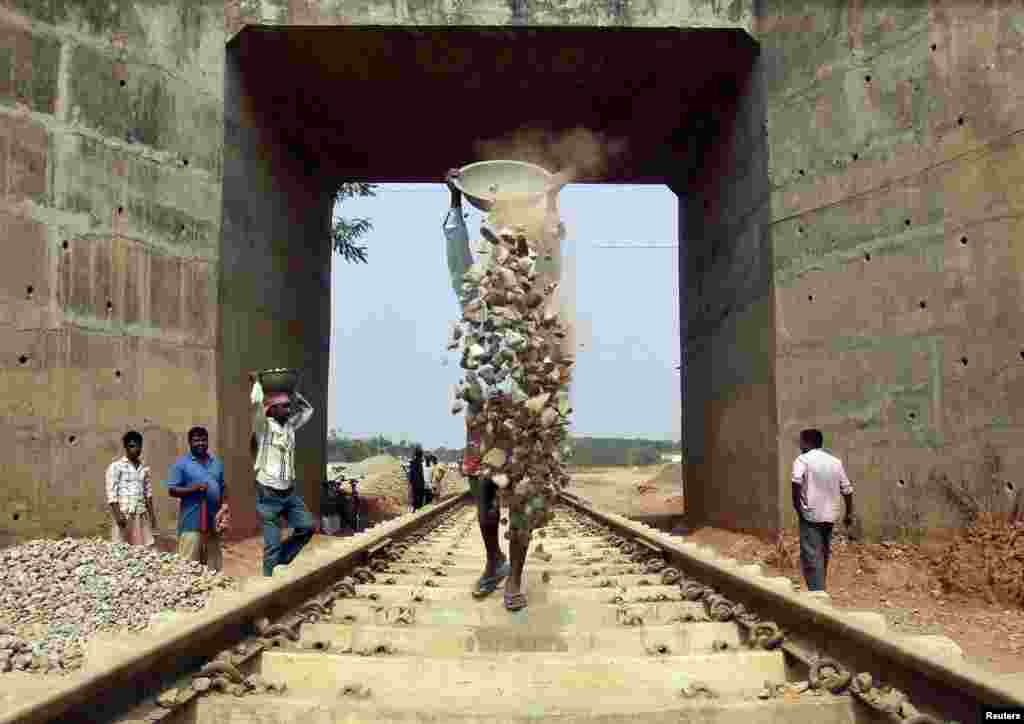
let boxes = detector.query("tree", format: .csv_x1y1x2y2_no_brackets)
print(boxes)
331,183,379,264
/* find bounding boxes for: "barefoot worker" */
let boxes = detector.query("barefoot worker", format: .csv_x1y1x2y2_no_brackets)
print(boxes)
250,372,317,577
443,163,573,611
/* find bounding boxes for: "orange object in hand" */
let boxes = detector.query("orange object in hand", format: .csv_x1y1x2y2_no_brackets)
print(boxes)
199,498,208,535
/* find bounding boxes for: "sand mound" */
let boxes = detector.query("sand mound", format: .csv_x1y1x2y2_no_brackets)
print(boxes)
647,463,684,488
330,455,467,503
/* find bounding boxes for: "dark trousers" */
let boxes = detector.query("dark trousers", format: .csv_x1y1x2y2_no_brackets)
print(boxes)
256,483,314,577
411,485,426,510
798,516,834,592
424,489,434,505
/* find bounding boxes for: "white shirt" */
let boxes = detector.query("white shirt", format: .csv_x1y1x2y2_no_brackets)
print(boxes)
105,456,152,515
423,462,434,491
251,384,314,490
791,448,853,523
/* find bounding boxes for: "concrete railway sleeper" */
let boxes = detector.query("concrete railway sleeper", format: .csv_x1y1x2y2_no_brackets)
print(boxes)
0,494,1022,724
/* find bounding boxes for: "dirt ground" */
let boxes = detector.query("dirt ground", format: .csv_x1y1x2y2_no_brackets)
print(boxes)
568,464,1024,675
566,463,685,517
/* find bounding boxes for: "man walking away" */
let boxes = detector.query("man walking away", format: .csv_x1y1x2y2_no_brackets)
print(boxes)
250,374,316,577
166,427,228,571
791,429,854,592
106,431,157,547
409,446,426,510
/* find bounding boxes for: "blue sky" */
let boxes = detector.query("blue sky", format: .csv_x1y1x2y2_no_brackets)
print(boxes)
328,183,681,449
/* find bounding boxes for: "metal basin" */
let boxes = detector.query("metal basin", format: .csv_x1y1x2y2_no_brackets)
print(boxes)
258,368,300,395
453,160,554,212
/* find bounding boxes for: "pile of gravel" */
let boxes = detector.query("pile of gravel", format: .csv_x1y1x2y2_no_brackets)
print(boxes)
0,538,237,675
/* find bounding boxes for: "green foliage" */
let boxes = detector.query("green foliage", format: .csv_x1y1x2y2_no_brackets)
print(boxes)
331,183,379,264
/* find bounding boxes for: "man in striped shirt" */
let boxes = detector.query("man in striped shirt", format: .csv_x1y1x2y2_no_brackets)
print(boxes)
249,374,316,577
105,430,157,546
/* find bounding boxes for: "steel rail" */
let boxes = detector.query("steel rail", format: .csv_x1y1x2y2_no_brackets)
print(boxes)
0,493,468,724
558,491,1024,722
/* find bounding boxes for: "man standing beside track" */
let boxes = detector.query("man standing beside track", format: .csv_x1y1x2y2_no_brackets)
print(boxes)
791,428,855,592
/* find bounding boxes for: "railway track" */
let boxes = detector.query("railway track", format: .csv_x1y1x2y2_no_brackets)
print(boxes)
2,492,1023,724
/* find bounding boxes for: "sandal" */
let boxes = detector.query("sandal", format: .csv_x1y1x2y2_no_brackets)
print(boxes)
472,559,510,599
503,589,528,612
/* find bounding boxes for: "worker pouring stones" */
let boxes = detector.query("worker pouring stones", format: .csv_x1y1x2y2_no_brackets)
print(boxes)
443,162,574,612
249,371,316,577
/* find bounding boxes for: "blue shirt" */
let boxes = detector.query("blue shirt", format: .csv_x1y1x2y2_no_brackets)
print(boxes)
166,453,225,534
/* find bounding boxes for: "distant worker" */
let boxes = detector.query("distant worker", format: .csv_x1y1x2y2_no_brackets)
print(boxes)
431,456,447,500
791,428,854,592
106,431,157,547
409,446,426,510
250,374,316,577
423,454,436,505
166,427,228,571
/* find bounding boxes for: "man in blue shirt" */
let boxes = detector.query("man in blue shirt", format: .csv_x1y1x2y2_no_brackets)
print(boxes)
166,426,229,571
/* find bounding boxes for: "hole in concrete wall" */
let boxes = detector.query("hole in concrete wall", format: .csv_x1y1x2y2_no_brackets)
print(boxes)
18,354,28,365
12,514,19,521
807,294,814,302
183,158,189,167
960,356,968,366
106,300,114,313
919,300,927,309
25,285,33,298
957,116,964,126
68,435,77,445
851,153,858,161
798,169,805,176
115,369,122,379
864,74,872,83
61,240,69,250
1007,482,1015,493
119,79,126,87
898,479,906,487
117,206,124,215
904,219,911,227
931,43,937,51
864,252,871,261
1020,350,1024,361
960,235,968,245
908,411,916,420
797,225,804,234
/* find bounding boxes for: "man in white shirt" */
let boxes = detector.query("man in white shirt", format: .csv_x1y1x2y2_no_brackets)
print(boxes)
791,428,855,592
106,430,157,546
249,373,316,577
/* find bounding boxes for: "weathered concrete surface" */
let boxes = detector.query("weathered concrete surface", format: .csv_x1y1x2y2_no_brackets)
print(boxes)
0,1,225,544
1,0,1021,543
761,1,1024,537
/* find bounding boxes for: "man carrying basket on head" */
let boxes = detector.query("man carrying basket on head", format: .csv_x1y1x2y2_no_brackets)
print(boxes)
249,370,317,577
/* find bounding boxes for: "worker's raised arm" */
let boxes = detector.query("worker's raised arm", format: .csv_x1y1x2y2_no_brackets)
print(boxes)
443,169,473,305
249,374,268,443
290,392,315,431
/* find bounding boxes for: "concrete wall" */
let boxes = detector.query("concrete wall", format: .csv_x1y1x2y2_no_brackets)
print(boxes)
2,0,1021,544
0,1,225,544
681,58,778,535
220,34,333,537
760,1,1024,538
